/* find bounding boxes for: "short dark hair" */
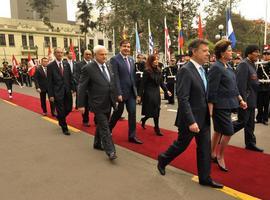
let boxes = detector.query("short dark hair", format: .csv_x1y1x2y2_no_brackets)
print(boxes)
244,45,260,57
41,57,48,62
188,39,209,57
65,51,70,55
214,39,232,59
119,39,130,47
2,61,8,65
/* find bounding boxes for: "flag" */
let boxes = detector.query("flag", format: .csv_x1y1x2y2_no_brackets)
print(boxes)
148,19,154,54
135,23,141,55
122,25,128,40
198,15,203,39
69,42,76,61
48,45,54,62
226,8,237,48
178,13,184,54
27,53,36,77
164,16,171,62
11,55,19,78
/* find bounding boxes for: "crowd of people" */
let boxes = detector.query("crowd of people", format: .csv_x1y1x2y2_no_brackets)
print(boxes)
1,38,270,188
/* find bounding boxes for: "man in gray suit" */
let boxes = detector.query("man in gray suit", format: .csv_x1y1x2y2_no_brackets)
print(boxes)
77,45,117,160
157,39,223,188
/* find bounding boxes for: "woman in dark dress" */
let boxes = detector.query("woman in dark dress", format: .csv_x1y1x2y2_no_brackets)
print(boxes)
0,61,14,99
208,39,247,172
137,54,171,136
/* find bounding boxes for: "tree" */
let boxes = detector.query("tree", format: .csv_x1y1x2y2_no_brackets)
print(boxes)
27,0,56,29
77,0,96,51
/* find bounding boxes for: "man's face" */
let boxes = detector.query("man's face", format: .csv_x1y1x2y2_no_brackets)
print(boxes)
54,48,63,61
120,42,131,56
170,58,176,65
263,53,270,61
248,50,260,62
41,59,49,67
95,49,107,64
137,55,143,62
67,52,73,60
84,51,92,61
192,44,210,65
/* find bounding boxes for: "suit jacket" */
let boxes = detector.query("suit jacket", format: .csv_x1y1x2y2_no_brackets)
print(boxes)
47,60,75,100
77,61,117,114
175,61,210,131
74,60,90,84
34,66,48,92
236,58,259,108
110,53,137,99
208,60,239,109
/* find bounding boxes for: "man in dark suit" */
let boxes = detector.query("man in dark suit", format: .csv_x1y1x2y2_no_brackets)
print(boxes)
157,39,223,188
233,45,264,152
74,50,93,127
34,57,56,116
47,47,75,135
109,40,142,144
77,45,117,160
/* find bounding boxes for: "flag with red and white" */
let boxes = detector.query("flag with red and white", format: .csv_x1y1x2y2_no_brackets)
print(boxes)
27,53,36,77
164,16,171,62
48,45,54,62
69,42,76,61
12,55,19,78
198,15,203,39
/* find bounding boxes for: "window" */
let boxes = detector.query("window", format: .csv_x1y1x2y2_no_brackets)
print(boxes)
0,34,6,46
22,35,27,48
44,36,50,47
64,37,68,48
29,35,34,48
108,40,112,52
69,38,72,45
88,39,94,50
98,39,104,46
8,34,15,46
52,37,57,47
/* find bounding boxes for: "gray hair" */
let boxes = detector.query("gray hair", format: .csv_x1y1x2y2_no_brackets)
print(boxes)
93,45,107,54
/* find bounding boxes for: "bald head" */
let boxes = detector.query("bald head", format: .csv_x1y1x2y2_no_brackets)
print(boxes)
54,47,64,61
83,50,92,61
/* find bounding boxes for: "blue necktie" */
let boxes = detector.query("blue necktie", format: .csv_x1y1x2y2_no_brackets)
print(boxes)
199,67,207,90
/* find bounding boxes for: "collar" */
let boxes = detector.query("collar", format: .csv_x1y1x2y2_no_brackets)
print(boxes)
84,59,91,64
94,60,106,68
190,59,202,71
56,60,62,66
120,52,128,60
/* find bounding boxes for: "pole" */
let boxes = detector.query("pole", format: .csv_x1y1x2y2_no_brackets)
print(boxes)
264,0,268,45
113,27,116,56
78,36,81,60
164,17,167,66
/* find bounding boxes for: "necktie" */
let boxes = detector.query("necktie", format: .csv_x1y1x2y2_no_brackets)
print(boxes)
124,57,131,73
199,67,207,90
43,67,47,76
59,62,63,76
101,65,110,82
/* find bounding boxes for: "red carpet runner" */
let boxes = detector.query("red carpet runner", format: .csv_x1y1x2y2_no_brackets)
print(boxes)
1,88,270,200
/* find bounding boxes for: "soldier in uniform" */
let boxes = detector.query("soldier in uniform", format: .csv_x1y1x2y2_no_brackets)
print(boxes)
135,54,145,94
0,61,14,99
256,46,270,125
163,57,177,104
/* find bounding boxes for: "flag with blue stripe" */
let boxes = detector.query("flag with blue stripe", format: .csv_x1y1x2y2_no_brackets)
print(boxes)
226,8,237,48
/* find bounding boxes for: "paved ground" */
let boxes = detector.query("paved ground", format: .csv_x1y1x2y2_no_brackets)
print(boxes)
0,83,269,200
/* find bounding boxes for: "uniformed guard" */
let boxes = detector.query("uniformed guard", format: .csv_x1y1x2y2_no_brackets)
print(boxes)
135,54,145,94
0,61,14,99
256,46,270,125
163,57,177,104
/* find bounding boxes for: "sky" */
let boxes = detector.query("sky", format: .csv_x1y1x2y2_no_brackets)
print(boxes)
0,0,269,22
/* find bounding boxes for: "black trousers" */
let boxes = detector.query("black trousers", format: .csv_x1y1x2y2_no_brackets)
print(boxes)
40,91,55,114
4,79,13,92
166,80,175,104
160,125,211,183
233,108,256,147
256,91,270,122
94,111,115,155
54,92,73,128
82,94,89,123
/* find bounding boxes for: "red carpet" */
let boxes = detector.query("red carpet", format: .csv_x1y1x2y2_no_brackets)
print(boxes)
1,88,270,200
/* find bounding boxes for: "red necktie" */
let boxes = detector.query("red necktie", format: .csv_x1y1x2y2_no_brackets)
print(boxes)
59,62,63,76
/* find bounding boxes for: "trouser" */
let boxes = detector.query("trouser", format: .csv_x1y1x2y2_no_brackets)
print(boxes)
40,91,55,114
233,108,256,147
256,91,270,122
94,111,115,155
82,94,89,123
54,92,73,128
109,96,136,139
166,80,175,104
4,79,13,94
159,126,211,183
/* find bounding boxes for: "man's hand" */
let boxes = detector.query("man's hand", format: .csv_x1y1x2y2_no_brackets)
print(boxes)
36,88,41,93
78,107,85,114
118,95,123,102
189,122,200,133
167,91,172,97
49,97,54,102
240,100,248,110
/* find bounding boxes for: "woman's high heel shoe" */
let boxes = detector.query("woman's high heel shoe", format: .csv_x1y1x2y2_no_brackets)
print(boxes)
217,159,228,172
141,118,146,129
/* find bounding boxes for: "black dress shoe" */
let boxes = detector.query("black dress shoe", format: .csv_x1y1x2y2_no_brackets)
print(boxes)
93,145,104,151
141,118,146,129
128,137,143,144
157,155,166,175
245,145,264,152
83,122,90,127
262,121,268,125
62,130,71,136
108,152,117,160
217,159,228,172
154,127,163,136
199,180,224,189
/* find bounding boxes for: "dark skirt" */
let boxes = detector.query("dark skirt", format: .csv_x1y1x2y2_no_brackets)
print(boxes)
212,108,234,136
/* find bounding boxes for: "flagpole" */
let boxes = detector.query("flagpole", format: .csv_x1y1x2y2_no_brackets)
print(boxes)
113,27,115,56
164,16,167,66
78,36,81,60
135,23,138,59
264,0,268,45
178,12,180,55
148,19,151,54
